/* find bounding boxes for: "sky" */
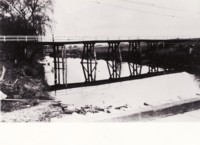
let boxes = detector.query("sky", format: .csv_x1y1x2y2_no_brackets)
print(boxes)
50,0,200,38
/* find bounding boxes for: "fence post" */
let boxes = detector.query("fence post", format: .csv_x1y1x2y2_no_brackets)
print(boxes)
52,34,54,42
4,36,5,42
26,36,27,42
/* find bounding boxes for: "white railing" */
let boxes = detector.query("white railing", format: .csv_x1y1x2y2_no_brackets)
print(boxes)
0,35,195,42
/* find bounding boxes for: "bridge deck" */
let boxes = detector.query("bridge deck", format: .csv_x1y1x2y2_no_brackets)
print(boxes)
0,35,199,45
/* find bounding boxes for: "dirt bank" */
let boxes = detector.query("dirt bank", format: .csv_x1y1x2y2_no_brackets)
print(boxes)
1,101,62,122
0,45,52,112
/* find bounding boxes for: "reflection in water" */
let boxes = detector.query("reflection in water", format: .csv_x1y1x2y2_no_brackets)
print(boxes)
128,63,142,76
106,60,121,79
43,57,166,86
148,65,159,73
81,43,97,82
106,42,122,79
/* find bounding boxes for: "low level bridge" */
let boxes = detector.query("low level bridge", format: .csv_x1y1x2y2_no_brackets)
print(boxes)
0,35,198,90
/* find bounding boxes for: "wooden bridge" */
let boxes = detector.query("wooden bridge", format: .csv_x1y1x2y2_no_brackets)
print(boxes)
0,35,199,44
0,35,198,90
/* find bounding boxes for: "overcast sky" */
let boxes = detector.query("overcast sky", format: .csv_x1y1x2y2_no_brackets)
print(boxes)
51,0,200,38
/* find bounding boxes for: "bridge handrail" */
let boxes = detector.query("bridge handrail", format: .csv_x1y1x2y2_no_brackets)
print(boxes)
0,35,196,42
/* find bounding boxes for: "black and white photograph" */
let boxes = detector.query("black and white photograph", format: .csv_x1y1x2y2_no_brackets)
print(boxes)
1,0,200,123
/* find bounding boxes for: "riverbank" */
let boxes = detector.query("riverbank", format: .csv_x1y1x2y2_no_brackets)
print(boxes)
1,101,63,122
1,71,200,122
1,42,200,122
48,72,200,122
0,46,52,113
2,70,200,122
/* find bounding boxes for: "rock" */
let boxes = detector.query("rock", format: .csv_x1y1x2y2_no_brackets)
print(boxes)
51,101,61,107
84,105,91,109
115,104,128,110
87,106,99,113
144,103,150,106
62,104,75,114
0,91,7,100
75,108,87,115
87,108,99,114
94,106,105,112
106,110,111,113
115,106,121,110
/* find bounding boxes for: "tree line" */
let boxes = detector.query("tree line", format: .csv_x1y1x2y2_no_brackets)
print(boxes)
0,0,54,62
0,0,53,35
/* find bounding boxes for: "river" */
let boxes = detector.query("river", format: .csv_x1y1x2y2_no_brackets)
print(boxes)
41,56,165,85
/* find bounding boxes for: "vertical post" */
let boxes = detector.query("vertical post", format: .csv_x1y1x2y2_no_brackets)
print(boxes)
89,44,92,81
4,36,5,42
81,44,87,82
86,44,89,81
57,46,60,84
53,45,57,85
52,34,54,42
64,45,67,86
62,45,65,84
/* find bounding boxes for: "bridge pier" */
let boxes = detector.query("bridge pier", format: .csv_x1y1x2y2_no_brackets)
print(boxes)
62,45,67,86
53,45,67,85
147,42,159,73
106,42,122,79
81,43,97,82
128,42,142,76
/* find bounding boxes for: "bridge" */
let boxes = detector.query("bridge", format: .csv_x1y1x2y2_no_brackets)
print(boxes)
0,35,199,90
0,35,199,44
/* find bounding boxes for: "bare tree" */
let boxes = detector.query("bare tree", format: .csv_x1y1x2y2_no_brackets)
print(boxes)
0,0,54,35
0,0,54,62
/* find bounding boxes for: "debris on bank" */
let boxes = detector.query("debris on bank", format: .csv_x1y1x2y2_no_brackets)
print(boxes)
51,101,129,115
1,100,130,122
